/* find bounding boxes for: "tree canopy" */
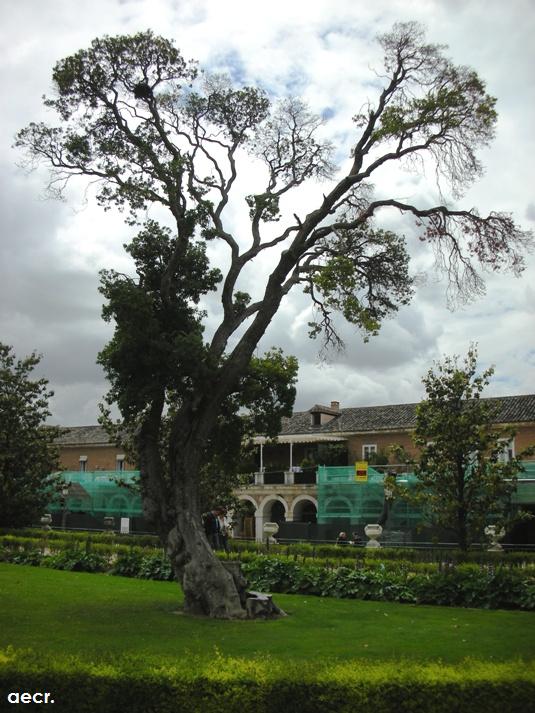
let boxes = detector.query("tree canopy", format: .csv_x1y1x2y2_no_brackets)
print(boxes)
397,347,534,550
0,343,62,528
15,22,533,616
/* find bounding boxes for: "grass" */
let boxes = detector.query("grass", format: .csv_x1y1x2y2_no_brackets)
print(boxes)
1,563,534,665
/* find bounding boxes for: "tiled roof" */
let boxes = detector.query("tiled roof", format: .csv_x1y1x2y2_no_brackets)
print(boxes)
55,425,111,446
56,395,535,444
280,394,535,436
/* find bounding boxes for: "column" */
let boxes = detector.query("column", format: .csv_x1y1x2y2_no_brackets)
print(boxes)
284,442,295,484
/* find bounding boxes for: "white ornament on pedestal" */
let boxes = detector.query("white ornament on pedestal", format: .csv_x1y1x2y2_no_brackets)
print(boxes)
484,525,505,551
364,523,383,548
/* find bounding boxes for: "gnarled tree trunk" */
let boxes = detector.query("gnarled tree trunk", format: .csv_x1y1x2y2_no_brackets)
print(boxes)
166,449,247,618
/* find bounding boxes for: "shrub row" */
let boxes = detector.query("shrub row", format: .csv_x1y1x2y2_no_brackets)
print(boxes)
229,538,535,565
6,535,528,577
240,557,535,610
2,543,535,609
1,649,534,713
4,526,535,564
0,534,155,561
221,548,444,574
3,528,535,567
0,545,174,580
0,527,160,548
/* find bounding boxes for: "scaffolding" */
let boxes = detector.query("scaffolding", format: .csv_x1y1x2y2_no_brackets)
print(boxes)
317,462,535,527
512,461,535,505
48,462,535,522
317,465,421,528
48,471,143,518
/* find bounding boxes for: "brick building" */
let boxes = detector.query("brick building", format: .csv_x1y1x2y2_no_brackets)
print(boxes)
54,394,535,539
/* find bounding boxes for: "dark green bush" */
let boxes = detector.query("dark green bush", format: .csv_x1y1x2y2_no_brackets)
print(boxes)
241,555,535,609
137,552,174,581
111,551,143,578
0,546,44,566
40,547,109,573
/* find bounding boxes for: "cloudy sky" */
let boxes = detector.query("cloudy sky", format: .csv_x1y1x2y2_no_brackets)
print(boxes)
1,0,534,425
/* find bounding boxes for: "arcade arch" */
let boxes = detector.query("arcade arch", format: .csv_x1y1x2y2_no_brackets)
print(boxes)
233,496,257,540
290,495,318,523
256,495,289,541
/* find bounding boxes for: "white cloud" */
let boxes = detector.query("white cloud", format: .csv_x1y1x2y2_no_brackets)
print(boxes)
1,0,533,423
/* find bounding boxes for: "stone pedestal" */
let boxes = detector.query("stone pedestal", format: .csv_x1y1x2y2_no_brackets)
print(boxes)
364,523,383,548
246,591,286,618
484,525,505,552
221,561,286,618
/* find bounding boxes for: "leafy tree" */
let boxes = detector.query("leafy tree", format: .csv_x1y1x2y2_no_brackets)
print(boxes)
0,344,63,527
399,347,534,550
97,221,298,530
16,23,532,616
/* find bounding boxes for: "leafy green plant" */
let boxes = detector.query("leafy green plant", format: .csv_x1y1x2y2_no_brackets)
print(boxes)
40,547,109,573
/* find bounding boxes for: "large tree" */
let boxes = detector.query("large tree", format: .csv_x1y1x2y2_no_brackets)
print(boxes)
405,347,534,550
16,23,532,616
0,343,62,528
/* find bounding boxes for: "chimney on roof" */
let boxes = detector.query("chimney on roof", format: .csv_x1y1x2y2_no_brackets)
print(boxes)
330,400,340,412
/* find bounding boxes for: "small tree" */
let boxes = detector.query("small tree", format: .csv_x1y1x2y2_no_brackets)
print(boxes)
16,23,533,616
0,344,63,528
407,346,533,550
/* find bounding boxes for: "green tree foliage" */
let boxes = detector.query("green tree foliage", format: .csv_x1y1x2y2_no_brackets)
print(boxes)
0,344,62,527
403,347,533,550
98,221,298,521
15,23,533,617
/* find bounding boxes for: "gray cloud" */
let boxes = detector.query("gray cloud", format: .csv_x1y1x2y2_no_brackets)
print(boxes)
1,0,534,424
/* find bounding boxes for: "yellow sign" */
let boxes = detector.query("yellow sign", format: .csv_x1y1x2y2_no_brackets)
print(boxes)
355,461,368,482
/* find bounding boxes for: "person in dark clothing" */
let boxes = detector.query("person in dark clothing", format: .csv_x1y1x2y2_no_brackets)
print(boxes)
336,531,349,546
203,506,226,550
351,532,363,546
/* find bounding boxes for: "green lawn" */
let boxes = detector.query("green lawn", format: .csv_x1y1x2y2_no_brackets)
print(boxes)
1,563,534,665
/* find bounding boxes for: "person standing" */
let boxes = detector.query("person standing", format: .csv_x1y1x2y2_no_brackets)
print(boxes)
218,509,229,552
203,506,225,550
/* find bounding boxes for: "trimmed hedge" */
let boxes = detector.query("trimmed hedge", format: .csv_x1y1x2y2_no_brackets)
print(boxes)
3,528,535,565
230,538,535,565
0,527,160,548
5,535,532,578
2,541,534,609
3,532,535,574
1,649,534,713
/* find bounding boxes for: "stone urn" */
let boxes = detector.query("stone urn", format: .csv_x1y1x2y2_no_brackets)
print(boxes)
484,525,506,552
364,523,383,548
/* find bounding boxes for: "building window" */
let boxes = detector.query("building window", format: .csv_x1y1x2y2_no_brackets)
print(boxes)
79,456,87,472
362,444,377,459
498,438,515,463
311,412,321,426
116,455,125,472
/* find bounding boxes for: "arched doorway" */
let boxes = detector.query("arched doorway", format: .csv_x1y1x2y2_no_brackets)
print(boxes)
235,499,257,539
292,498,317,523
269,500,286,523
257,496,289,541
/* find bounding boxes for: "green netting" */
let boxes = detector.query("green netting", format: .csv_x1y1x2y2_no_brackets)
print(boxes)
317,466,422,527
48,471,142,517
317,462,535,525
512,461,535,505
48,462,535,521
